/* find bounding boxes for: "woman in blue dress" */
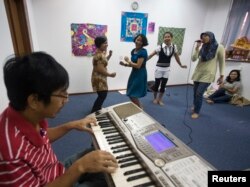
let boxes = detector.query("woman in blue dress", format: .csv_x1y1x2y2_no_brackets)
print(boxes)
120,34,148,108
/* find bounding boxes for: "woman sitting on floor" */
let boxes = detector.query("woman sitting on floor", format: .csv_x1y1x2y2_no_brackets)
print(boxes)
206,69,241,104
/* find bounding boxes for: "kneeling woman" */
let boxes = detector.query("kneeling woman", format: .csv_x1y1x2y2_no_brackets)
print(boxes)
206,69,241,104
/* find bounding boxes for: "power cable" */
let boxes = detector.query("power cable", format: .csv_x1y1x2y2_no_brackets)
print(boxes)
182,41,198,145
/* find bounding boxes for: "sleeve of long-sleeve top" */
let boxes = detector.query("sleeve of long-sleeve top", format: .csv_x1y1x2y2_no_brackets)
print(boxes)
191,49,199,62
217,45,225,76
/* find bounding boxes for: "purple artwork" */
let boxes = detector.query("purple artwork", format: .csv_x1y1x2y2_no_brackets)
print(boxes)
148,22,155,33
71,23,107,56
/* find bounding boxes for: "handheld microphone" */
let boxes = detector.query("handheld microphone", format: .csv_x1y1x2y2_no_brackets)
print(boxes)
195,40,202,42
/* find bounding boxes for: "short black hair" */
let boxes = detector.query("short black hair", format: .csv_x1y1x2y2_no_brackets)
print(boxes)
94,36,107,48
4,52,69,111
163,31,173,38
133,34,148,47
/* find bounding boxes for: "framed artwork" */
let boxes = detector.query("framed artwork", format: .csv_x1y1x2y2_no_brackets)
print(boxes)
158,27,186,55
120,12,148,42
71,23,107,56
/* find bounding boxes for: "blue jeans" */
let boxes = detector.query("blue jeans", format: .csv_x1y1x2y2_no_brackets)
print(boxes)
63,148,108,187
208,88,232,103
193,81,210,114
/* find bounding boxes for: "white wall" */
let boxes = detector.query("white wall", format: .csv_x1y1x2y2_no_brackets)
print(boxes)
0,0,14,112
27,0,232,92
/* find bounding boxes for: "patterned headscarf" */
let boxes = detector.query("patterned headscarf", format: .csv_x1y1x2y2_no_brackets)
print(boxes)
199,31,218,62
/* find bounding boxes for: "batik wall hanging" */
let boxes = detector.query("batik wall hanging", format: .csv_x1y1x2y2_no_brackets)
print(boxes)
120,12,148,42
158,27,186,55
71,23,107,56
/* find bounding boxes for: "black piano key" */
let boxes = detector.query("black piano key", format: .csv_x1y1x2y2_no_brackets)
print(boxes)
99,125,113,129
116,153,134,159
101,123,112,127
95,111,102,115
124,168,144,175
102,128,116,132
120,161,140,168
106,134,121,139
98,121,111,124
96,117,107,120
103,130,118,135
99,122,111,125
127,173,148,181
106,136,122,141
108,139,125,145
99,124,112,127
133,181,155,187
110,144,127,150
118,157,137,163
99,125,113,128
113,147,130,153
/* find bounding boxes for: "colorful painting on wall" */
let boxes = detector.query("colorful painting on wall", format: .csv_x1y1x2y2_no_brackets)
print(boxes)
71,23,107,56
158,27,186,55
121,12,148,42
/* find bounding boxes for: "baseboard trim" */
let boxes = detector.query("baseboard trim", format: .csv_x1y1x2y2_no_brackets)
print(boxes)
69,84,193,96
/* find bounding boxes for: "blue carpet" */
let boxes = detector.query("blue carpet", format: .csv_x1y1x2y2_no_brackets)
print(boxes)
48,85,250,170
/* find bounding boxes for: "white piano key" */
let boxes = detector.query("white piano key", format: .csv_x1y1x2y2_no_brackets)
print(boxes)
97,119,111,123
113,150,134,157
91,125,102,132
126,176,152,187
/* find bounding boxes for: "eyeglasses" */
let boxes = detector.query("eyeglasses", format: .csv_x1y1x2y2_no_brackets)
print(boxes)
51,93,69,99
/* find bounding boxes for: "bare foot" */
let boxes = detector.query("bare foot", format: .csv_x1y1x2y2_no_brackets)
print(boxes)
191,113,199,119
153,99,158,104
206,99,214,104
158,101,164,106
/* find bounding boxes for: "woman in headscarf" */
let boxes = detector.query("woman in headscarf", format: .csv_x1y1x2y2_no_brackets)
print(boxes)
191,31,225,119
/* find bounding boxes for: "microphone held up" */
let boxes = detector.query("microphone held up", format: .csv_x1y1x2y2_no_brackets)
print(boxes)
195,40,202,42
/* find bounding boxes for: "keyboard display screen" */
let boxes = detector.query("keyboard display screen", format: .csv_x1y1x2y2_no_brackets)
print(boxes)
145,131,176,153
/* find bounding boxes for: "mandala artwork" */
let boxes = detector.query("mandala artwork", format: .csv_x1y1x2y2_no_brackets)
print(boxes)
121,12,148,42
71,23,107,56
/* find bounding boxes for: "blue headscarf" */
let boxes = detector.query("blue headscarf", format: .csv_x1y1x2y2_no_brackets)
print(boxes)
199,31,218,62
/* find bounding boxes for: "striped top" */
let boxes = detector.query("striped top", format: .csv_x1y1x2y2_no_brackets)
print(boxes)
0,106,65,186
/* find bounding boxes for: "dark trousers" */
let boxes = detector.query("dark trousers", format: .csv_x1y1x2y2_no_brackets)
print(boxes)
153,78,168,93
91,91,108,113
63,148,108,187
208,88,232,103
